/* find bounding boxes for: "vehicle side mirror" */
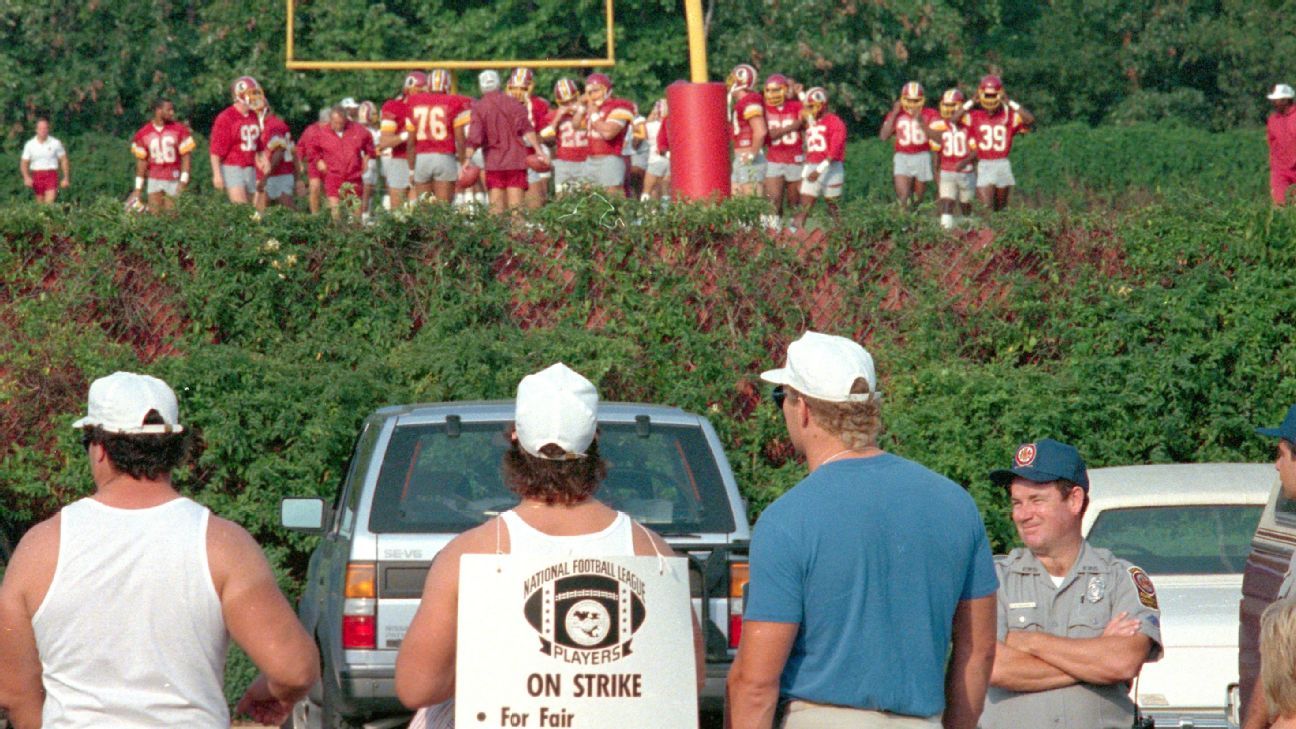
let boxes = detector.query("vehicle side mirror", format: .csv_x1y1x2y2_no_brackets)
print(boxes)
281,497,329,532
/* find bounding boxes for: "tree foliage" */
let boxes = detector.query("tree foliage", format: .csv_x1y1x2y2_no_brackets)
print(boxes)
0,0,1290,147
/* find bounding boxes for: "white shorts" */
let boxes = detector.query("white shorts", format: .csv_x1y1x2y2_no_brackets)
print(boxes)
470,149,484,168
586,154,626,188
976,158,1015,188
381,157,410,190
766,161,803,182
893,152,933,182
220,164,258,193
646,156,669,178
732,151,766,185
553,159,588,191
631,150,649,170
264,174,294,199
782,700,940,729
146,179,179,197
414,152,458,184
362,159,379,186
938,171,976,202
527,168,552,185
800,162,844,199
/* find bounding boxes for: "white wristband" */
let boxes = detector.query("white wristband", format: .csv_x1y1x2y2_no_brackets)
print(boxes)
400,131,410,141
1008,100,1021,111
817,160,831,175
179,172,189,183
134,176,144,190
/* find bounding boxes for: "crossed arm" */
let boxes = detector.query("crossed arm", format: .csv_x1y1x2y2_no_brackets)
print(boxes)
991,611,1151,692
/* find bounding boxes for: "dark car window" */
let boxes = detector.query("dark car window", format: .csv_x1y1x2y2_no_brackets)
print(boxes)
368,421,735,536
1087,504,1263,575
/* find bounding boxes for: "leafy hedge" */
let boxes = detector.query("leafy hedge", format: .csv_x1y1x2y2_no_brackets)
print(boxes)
3,193,1295,698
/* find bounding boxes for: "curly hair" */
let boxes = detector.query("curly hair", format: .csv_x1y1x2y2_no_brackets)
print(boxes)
1261,599,1296,721
791,377,882,450
501,438,607,506
81,410,191,480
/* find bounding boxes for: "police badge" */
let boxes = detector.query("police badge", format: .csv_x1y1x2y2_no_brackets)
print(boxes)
1086,575,1105,603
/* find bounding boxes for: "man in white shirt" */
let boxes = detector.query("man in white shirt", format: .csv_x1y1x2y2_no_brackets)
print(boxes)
19,118,70,203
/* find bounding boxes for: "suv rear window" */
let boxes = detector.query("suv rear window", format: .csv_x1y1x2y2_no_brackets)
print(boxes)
368,421,735,536
1086,504,1263,575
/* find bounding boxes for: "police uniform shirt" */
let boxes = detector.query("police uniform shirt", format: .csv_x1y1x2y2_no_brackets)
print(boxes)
980,541,1163,729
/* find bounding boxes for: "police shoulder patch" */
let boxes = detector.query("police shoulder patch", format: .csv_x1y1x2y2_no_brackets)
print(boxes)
1128,566,1158,610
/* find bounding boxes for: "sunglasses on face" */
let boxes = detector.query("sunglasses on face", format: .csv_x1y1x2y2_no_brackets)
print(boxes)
771,385,787,410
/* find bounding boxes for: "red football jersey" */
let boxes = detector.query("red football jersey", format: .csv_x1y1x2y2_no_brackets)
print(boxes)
764,100,804,164
523,96,550,150
131,121,195,181
731,91,765,149
404,92,470,155
804,113,847,164
542,108,589,163
929,118,976,172
585,97,636,157
260,113,296,178
209,105,263,167
963,107,1025,161
380,97,410,159
887,107,940,154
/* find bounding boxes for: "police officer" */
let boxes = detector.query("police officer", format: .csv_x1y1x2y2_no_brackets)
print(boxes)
1242,404,1296,729
981,438,1162,729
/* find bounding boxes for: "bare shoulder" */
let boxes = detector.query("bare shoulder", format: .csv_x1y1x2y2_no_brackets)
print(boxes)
438,518,503,562
4,513,61,612
205,515,272,594
630,520,677,558
206,514,262,555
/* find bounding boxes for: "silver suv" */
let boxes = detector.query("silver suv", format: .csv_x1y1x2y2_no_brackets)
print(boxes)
281,401,752,728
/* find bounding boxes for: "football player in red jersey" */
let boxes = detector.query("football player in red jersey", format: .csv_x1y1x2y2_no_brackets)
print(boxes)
506,68,553,209
762,74,805,228
539,77,590,194
405,68,471,203
128,98,195,213
791,87,847,230
577,73,636,196
254,102,299,212
727,63,767,196
378,72,425,208
209,76,266,205
963,75,1034,211
924,88,978,228
880,81,939,208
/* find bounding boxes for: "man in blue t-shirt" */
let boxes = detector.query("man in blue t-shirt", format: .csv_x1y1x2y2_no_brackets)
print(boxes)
727,331,999,729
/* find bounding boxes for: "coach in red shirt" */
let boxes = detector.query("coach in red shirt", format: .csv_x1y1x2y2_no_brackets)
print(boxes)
1267,84,1296,205
310,107,375,219
465,70,545,215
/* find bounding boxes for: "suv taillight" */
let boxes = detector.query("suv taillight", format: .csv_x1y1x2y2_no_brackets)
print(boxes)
728,561,749,649
342,562,377,650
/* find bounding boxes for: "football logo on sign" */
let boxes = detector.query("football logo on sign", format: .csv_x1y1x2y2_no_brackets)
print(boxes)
523,560,647,664
1014,443,1037,467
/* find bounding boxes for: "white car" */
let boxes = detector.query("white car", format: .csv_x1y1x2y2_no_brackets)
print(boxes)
1082,463,1273,728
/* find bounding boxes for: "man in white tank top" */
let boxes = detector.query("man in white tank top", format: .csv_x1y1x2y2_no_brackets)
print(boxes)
0,371,320,728
395,363,704,727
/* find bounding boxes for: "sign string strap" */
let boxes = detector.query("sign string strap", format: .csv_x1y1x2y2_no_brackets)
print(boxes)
635,521,669,575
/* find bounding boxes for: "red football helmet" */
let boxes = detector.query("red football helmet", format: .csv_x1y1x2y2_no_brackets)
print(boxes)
357,100,378,126
585,73,612,104
232,76,265,111
427,68,453,94
764,74,790,106
403,71,428,95
900,81,925,115
978,75,1004,110
727,64,758,93
805,87,828,118
939,88,965,119
553,78,581,105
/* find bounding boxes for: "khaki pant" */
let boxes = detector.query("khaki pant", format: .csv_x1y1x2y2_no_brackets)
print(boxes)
781,700,941,729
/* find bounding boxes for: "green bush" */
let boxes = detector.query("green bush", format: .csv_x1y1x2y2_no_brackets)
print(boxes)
3,193,1296,703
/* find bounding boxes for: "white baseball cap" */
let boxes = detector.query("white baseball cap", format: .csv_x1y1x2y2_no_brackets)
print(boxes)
340,97,359,109
761,331,879,403
479,70,501,93
515,363,598,459
1268,84,1295,100
72,371,184,434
